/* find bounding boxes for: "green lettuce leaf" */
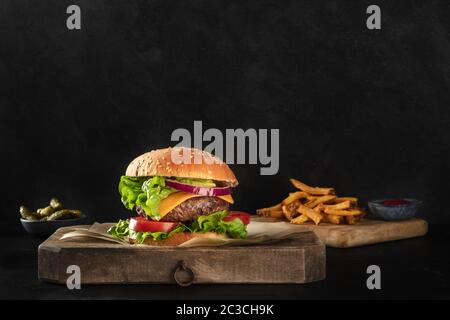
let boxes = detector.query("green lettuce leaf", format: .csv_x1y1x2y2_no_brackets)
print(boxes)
118,176,147,210
107,219,186,244
216,218,247,239
190,210,227,232
107,212,248,243
107,219,130,240
118,176,177,219
189,211,247,239
129,224,186,243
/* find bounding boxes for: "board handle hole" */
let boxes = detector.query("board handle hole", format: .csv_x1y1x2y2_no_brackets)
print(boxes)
173,260,195,287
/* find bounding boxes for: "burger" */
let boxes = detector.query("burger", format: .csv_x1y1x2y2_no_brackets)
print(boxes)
108,147,250,246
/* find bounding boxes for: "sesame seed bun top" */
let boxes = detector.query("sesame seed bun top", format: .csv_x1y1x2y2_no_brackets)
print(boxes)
125,147,238,187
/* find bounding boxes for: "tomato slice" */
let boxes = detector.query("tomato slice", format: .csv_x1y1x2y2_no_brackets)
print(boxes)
129,217,178,233
223,211,251,225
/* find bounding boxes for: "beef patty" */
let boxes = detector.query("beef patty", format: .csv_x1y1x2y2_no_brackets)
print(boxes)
160,196,229,222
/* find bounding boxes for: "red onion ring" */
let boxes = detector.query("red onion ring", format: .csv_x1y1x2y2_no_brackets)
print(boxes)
165,179,232,196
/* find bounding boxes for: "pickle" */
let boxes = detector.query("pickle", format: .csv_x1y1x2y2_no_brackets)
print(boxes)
19,206,39,220
36,206,55,218
47,209,82,221
19,205,31,218
21,198,83,221
50,198,63,210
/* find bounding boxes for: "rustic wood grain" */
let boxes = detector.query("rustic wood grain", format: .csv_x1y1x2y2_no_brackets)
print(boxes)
253,217,428,248
38,226,326,285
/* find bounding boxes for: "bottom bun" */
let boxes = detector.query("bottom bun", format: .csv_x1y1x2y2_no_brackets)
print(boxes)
129,232,227,246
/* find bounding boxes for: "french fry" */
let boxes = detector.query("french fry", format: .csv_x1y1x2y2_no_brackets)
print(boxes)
313,204,324,213
323,214,343,224
297,203,323,225
289,178,335,195
260,178,363,225
322,200,351,210
257,209,284,219
346,215,361,225
333,197,358,205
324,208,363,216
290,214,310,224
303,196,318,207
282,200,300,221
272,210,285,218
281,191,308,205
256,203,282,218
305,195,336,208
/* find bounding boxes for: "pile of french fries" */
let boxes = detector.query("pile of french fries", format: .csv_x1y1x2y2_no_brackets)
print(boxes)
257,178,365,225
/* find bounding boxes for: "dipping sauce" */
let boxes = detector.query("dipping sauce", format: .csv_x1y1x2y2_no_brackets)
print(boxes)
381,199,410,206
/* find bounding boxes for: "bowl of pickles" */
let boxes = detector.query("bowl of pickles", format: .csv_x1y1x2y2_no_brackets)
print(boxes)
20,198,86,236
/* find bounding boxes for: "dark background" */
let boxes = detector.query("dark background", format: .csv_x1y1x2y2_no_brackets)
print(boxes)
1,0,450,227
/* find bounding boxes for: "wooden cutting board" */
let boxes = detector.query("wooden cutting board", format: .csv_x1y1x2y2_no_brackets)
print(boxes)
38,226,326,285
253,217,428,248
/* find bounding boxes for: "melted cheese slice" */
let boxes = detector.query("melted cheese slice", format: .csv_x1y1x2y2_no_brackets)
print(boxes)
158,192,234,218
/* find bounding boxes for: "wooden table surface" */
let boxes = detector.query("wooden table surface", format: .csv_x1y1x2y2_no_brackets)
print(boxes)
1,223,449,299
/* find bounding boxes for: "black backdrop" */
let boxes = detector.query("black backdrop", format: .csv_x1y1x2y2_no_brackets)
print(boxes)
1,0,449,226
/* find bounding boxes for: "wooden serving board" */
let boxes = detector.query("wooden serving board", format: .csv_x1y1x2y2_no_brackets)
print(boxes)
253,217,428,248
38,226,326,285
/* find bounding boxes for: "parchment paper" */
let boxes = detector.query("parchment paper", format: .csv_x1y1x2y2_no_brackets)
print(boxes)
59,221,308,247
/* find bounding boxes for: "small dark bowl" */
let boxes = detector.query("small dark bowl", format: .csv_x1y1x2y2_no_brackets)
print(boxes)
368,199,422,221
20,214,87,236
